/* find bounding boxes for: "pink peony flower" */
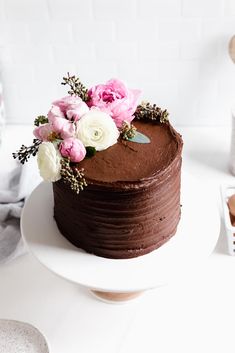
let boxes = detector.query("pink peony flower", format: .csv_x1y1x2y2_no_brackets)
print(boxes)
59,137,86,162
87,79,141,127
33,123,52,141
53,96,80,114
66,102,89,122
47,105,65,122
50,116,75,139
47,105,75,138
52,96,89,121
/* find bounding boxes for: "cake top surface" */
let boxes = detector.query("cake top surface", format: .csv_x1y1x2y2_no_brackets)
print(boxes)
79,120,182,183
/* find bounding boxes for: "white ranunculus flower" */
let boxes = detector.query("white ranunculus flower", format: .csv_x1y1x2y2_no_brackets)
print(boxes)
76,109,119,151
37,142,61,182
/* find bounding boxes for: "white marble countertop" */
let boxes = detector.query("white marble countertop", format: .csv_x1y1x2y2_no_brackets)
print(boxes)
0,124,235,353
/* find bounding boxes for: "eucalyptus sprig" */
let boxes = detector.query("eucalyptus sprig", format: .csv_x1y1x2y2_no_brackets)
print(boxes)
120,121,137,140
134,102,169,123
60,158,87,194
12,139,41,164
61,72,89,102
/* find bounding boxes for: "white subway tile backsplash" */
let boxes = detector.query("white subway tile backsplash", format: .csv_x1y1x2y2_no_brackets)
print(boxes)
3,83,32,123
136,0,181,19
0,27,6,46
180,40,202,59
28,22,73,45
182,0,223,17
6,100,43,123
157,19,201,41
93,0,135,20
220,19,235,38
116,21,156,42
4,0,49,21
199,49,221,78
0,46,13,66
52,44,94,63
1,63,34,84
197,81,219,109
0,0,5,20
10,45,54,65
138,41,180,60
0,23,31,45
72,21,115,42
48,0,92,21
217,54,235,82
33,62,77,87
117,61,159,85
0,0,234,126
224,0,235,16
95,42,138,61
3,84,19,105
178,80,199,118
201,19,224,40
217,82,235,124
17,82,58,113
157,60,199,81
140,81,179,107
80,61,118,87
49,23,73,44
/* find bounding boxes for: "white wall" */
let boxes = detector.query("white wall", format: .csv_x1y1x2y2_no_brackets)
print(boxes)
0,0,235,126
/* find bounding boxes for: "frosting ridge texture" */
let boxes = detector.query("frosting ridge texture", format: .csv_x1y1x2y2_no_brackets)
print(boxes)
53,120,183,259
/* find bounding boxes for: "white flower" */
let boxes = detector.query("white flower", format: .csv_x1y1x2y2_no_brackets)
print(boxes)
37,142,61,182
76,109,119,151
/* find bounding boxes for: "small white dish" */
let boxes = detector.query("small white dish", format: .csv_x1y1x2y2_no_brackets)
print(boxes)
0,319,49,353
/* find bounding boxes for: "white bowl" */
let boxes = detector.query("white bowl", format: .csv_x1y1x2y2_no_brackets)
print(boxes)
0,319,49,353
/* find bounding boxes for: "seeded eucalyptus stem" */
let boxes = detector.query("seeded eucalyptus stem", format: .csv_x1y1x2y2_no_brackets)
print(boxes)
61,72,89,102
12,139,41,164
134,102,169,123
60,158,87,194
120,121,137,140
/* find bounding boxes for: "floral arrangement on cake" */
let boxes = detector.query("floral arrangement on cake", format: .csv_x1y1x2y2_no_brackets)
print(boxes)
13,73,169,193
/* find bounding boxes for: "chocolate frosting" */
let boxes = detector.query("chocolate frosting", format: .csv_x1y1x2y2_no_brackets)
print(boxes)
53,120,183,259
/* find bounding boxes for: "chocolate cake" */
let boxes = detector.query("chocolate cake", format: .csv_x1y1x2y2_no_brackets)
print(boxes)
53,119,183,259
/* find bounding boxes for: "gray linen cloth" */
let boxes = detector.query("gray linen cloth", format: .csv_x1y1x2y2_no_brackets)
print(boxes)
0,159,41,264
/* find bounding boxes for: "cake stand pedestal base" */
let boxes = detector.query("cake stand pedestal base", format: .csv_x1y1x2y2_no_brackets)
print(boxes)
21,175,220,304
91,290,143,303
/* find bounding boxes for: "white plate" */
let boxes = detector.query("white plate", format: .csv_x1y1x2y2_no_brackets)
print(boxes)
21,172,220,293
0,319,49,353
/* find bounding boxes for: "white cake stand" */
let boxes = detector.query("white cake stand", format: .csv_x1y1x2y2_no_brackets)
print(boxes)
21,172,220,303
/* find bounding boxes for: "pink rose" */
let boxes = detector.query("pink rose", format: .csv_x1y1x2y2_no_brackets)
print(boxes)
87,79,141,127
52,96,89,121
33,123,52,141
59,137,86,162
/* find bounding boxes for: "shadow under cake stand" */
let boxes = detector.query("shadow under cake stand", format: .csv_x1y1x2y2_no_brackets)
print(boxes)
21,172,220,303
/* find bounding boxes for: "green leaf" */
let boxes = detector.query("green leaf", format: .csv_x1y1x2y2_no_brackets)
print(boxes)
85,146,96,158
34,115,48,126
128,131,150,144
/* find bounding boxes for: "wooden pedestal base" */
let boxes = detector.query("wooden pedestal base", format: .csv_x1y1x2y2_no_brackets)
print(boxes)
91,290,143,303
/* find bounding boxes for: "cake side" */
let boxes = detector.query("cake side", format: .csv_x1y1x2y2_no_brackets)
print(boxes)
53,121,183,259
